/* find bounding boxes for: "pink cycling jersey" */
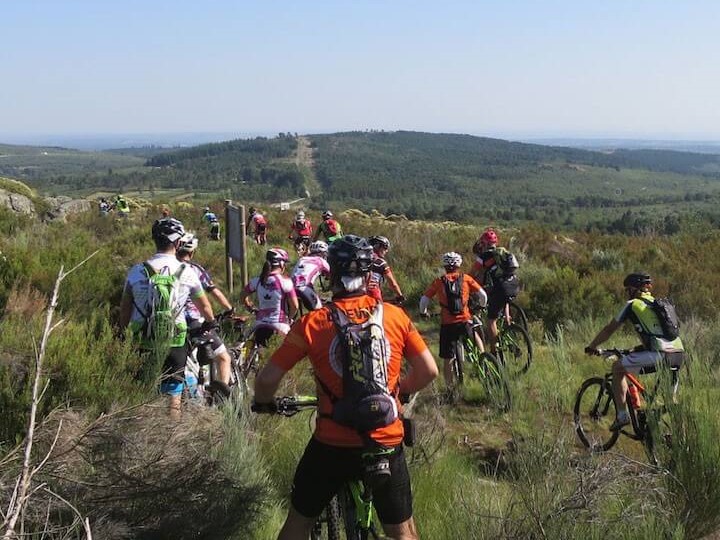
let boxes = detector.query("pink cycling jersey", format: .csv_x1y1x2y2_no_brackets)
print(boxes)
245,273,296,325
291,255,330,289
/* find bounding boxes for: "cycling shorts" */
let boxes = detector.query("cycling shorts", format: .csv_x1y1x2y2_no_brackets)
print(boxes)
486,277,519,321
620,350,684,375
139,346,187,397
291,438,412,525
253,322,291,347
439,322,471,359
297,286,322,311
255,224,267,234
188,328,227,364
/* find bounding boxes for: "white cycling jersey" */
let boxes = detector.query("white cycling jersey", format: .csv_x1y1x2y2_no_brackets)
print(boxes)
245,273,296,325
291,255,330,289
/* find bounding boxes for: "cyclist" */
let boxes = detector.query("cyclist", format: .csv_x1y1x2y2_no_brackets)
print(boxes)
470,228,519,351
114,195,130,218
420,252,487,391
288,210,313,254
254,235,437,540
119,218,215,418
247,207,268,245
240,248,298,347
98,197,110,216
367,235,405,304
176,232,234,386
585,272,685,431
202,207,221,241
313,210,343,243
291,240,330,311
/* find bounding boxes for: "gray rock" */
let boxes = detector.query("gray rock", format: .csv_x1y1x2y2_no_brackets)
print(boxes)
0,189,35,214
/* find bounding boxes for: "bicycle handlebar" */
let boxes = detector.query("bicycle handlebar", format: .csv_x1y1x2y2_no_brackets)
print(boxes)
585,347,631,358
252,395,319,416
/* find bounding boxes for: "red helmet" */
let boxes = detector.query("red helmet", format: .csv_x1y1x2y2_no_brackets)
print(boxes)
480,228,498,246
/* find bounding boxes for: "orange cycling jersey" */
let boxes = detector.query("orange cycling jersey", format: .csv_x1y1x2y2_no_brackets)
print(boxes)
423,271,482,325
270,294,428,448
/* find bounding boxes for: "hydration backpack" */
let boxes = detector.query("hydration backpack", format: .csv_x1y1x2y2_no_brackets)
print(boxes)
325,219,338,236
320,303,398,435
441,274,464,315
642,297,681,340
133,263,186,347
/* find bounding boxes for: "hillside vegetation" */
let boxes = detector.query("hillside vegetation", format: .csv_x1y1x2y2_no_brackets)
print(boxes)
5,132,720,232
2,203,720,538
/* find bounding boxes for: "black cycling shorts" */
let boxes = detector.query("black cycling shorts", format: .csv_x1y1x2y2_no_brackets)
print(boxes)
291,438,412,525
486,276,520,321
439,322,471,359
187,328,227,365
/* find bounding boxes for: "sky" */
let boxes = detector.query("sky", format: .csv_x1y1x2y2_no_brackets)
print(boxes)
1,0,719,142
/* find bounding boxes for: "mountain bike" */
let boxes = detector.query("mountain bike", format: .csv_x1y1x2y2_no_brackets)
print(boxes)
452,317,512,411
259,396,386,540
574,348,680,465
473,305,532,376
226,327,262,399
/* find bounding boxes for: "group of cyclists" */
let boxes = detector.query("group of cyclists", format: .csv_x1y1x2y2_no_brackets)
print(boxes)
98,194,130,217
118,207,686,540
248,207,344,248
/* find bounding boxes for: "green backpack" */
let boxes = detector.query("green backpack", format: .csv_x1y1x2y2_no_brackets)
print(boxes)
133,263,187,349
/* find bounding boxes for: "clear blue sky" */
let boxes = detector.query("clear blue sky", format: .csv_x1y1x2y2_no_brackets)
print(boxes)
2,0,718,139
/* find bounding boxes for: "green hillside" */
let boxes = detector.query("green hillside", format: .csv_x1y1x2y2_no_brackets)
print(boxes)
5,131,720,232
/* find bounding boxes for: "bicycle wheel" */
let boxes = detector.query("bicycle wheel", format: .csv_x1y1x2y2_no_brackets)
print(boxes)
452,340,465,386
477,352,512,412
574,378,619,451
508,301,528,331
206,380,232,406
311,495,342,540
496,323,532,376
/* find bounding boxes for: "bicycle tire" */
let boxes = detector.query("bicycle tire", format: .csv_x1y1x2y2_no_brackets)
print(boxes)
310,495,342,540
206,380,232,406
508,301,528,331
574,377,620,451
496,323,533,376
453,340,465,386
477,352,512,412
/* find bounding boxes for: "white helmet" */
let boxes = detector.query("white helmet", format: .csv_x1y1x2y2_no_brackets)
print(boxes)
178,232,199,252
309,241,328,254
442,252,463,268
296,211,305,220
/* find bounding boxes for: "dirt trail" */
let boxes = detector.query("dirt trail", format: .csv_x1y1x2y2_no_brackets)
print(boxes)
296,135,322,197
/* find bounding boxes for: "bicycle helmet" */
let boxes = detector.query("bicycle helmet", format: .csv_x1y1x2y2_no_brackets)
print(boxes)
623,272,652,289
296,211,305,220
322,210,333,220
309,241,328,254
368,235,390,251
442,252,463,268
203,206,210,213
480,228,499,246
328,235,373,276
177,232,198,253
152,217,185,243
266,247,290,266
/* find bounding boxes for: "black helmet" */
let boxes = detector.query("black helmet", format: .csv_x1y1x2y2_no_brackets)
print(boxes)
368,235,390,250
266,247,290,266
152,218,185,243
328,235,373,276
623,272,652,289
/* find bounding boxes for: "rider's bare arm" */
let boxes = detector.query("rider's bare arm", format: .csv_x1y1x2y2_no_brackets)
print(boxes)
210,287,233,312
255,362,288,403
587,319,622,351
399,349,438,395
192,293,215,322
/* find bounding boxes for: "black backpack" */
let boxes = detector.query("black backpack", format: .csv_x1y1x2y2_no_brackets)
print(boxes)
441,274,464,315
318,303,399,435
642,297,681,340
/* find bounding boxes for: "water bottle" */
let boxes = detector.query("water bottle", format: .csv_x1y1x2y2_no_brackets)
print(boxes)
628,383,643,409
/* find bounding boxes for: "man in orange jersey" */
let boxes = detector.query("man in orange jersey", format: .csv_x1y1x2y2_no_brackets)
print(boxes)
254,235,438,540
420,252,487,391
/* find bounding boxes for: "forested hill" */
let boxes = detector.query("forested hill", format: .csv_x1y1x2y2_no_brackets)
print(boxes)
310,131,720,226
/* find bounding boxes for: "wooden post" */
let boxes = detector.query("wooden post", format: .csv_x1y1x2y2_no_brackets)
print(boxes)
224,199,234,294
240,204,248,287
